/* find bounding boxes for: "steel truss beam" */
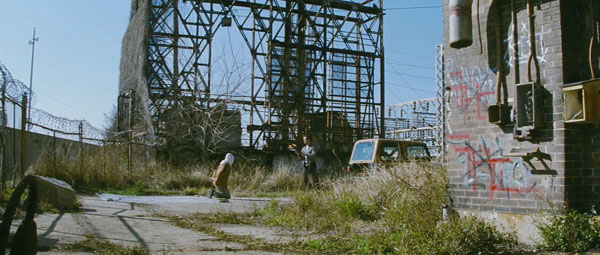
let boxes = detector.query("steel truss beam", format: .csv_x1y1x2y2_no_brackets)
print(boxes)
147,0,384,151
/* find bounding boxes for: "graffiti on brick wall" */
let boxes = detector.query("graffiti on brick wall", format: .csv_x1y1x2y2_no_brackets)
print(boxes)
445,59,496,121
447,134,539,199
505,22,552,67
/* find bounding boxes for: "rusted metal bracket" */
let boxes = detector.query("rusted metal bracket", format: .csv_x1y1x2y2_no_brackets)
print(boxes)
504,148,557,175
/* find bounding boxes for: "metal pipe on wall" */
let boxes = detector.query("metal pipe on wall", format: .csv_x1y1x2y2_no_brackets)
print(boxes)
511,0,520,84
589,1,598,79
449,0,473,49
526,0,540,84
494,5,504,106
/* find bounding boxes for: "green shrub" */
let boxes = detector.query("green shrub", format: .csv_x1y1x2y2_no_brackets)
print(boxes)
295,192,318,213
183,186,201,196
58,234,148,255
537,209,600,252
337,195,376,221
435,217,518,254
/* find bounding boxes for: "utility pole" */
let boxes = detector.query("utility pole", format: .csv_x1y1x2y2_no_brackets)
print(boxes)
28,27,39,130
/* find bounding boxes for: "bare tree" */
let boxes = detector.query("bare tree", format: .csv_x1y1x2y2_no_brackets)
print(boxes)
156,49,250,164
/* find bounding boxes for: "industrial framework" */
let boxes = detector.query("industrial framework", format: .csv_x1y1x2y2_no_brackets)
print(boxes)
386,98,438,155
385,45,446,158
145,0,384,152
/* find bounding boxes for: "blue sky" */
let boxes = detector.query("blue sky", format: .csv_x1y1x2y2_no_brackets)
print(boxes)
0,0,441,130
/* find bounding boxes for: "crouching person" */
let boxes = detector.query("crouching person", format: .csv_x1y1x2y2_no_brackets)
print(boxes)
208,153,233,202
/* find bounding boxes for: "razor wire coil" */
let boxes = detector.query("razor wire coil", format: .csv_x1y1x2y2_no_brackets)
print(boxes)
0,62,104,141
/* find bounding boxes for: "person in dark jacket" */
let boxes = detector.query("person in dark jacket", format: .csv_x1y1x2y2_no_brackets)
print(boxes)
207,153,233,201
298,135,319,187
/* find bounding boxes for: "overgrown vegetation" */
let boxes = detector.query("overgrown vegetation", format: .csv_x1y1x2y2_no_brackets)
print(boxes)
30,145,306,196
28,145,600,254
169,163,521,254
54,234,148,255
0,187,82,217
537,208,600,252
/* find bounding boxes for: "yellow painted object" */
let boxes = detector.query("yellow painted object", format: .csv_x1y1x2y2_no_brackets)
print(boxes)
347,139,431,172
564,79,600,123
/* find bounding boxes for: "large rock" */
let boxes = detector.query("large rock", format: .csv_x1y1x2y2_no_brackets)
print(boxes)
34,176,76,210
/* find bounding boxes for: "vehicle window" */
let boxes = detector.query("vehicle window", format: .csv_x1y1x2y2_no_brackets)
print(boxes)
351,141,375,161
406,145,430,160
378,142,403,162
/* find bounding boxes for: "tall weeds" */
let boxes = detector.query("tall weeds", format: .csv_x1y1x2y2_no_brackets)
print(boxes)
31,147,521,254
30,145,306,196
260,163,519,254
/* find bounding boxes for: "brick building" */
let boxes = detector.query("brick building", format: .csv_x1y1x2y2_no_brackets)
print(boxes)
443,0,600,241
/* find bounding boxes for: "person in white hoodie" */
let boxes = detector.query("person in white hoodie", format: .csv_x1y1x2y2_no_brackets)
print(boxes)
207,153,234,201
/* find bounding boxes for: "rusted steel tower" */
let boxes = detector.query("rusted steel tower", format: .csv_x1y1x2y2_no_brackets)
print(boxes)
135,0,385,152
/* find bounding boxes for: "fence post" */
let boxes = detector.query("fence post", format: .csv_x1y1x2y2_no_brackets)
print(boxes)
20,93,27,179
127,92,133,176
78,121,83,178
0,71,5,192
11,103,16,186
102,140,106,181
53,130,57,176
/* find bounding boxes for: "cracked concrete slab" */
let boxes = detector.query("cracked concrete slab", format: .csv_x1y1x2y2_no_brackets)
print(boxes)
4,195,293,254
212,223,316,244
125,195,292,216
30,196,247,253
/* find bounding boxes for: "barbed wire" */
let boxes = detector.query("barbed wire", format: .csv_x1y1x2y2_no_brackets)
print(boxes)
0,62,104,141
0,62,37,105
29,109,104,140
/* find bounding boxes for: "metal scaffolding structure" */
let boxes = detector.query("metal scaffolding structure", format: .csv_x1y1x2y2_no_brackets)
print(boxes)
146,0,385,153
435,44,446,159
386,98,438,155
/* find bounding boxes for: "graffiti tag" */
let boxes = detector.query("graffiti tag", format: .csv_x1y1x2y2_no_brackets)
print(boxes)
447,134,539,199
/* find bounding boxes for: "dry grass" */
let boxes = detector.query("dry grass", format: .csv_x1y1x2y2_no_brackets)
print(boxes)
30,145,306,196
164,162,520,254
253,163,519,254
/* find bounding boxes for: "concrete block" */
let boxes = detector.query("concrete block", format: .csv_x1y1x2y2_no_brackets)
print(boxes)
457,209,544,245
34,175,77,209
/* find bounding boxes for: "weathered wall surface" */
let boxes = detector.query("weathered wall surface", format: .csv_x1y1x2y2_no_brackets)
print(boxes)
560,1,600,211
2,128,98,179
118,0,154,136
443,0,566,214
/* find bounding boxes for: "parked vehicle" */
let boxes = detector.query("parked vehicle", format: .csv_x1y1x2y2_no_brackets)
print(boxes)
346,138,431,172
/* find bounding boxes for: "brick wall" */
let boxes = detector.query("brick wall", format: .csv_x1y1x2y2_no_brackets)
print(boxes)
443,0,572,214
560,1,600,211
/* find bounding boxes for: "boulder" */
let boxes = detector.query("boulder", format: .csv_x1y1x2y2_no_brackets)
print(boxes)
33,176,77,210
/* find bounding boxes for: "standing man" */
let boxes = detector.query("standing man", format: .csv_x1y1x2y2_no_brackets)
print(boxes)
298,135,319,187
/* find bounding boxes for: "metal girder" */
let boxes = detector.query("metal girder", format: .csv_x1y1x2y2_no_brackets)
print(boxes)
146,0,384,151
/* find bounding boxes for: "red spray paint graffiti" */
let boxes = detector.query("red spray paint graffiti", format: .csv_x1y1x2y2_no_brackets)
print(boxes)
447,69,496,120
444,57,498,122
447,134,539,199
